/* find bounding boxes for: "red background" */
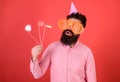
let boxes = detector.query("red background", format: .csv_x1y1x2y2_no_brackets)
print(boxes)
0,0,120,82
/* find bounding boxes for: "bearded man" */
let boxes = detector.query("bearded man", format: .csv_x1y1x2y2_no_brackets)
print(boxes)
30,12,96,82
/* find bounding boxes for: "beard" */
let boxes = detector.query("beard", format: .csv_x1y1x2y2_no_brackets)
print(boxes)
60,29,79,45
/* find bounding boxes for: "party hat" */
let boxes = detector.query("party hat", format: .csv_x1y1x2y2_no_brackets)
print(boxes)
69,1,78,14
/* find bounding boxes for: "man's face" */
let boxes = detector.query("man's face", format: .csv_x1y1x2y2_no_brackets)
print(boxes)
59,18,83,45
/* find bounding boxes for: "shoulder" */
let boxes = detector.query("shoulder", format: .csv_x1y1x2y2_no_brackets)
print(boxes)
45,41,61,50
48,41,61,47
43,41,61,55
78,42,91,50
77,42,93,55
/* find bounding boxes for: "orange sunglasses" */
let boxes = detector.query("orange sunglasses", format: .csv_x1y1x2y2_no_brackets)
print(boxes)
57,19,84,34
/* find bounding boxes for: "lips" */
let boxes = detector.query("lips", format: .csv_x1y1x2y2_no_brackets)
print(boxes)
65,30,73,36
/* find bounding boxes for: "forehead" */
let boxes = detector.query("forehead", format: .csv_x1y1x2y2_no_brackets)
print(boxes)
68,18,81,23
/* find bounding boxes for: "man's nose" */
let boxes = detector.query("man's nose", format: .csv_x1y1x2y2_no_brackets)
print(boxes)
67,23,73,29
67,27,71,29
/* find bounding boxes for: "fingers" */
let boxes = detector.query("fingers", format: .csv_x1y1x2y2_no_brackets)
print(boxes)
31,45,43,61
32,45,43,55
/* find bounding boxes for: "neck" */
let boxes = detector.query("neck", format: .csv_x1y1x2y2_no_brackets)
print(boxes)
69,42,76,48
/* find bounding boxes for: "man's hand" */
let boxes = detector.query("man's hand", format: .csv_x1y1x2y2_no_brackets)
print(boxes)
31,45,43,62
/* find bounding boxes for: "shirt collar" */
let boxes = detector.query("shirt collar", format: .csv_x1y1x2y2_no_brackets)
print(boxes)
60,40,80,48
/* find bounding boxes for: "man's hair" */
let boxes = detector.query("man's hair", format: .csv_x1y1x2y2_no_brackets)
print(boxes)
66,12,87,28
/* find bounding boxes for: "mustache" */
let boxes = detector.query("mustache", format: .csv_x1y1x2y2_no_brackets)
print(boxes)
60,29,79,45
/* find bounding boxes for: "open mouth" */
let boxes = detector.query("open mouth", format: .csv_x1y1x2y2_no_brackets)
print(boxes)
65,30,73,36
